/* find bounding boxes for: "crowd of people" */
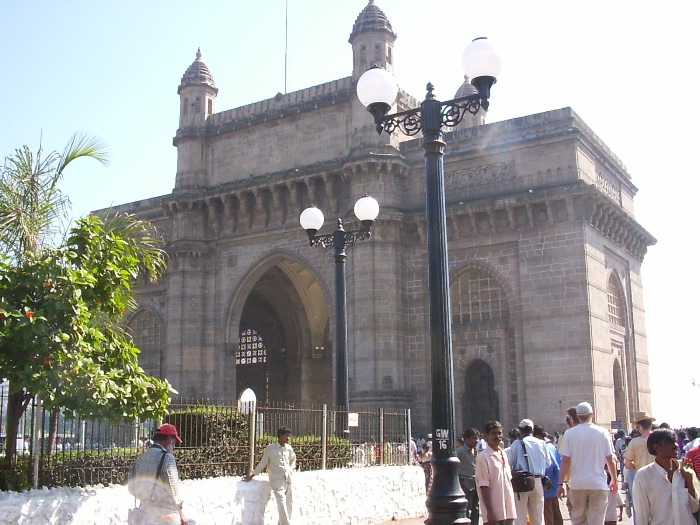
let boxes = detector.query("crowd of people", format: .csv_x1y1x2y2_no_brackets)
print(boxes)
415,403,700,525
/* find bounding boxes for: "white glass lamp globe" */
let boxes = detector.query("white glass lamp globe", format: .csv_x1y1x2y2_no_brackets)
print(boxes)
353,194,380,222
462,37,502,80
300,206,324,231
356,67,399,107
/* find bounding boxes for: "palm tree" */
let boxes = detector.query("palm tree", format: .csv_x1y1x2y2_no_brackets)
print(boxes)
0,133,108,263
0,133,108,468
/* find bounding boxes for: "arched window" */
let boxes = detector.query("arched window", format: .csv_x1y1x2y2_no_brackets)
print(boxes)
607,274,626,327
360,45,366,65
451,269,508,324
128,310,164,378
237,328,267,365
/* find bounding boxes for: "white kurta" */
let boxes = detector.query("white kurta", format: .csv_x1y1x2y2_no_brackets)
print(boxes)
632,461,700,525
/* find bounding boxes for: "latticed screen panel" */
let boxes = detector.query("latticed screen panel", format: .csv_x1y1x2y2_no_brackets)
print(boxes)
237,328,267,365
128,310,164,378
607,275,626,327
451,269,508,324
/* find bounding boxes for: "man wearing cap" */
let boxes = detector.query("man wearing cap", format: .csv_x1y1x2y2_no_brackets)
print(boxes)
624,411,656,522
557,402,618,525
244,426,296,525
507,418,551,525
128,423,187,524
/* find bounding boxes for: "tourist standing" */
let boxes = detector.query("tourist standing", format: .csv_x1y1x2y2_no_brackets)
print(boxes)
476,420,517,525
632,428,700,525
244,426,296,525
624,411,656,521
457,428,480,525
533,425,563,525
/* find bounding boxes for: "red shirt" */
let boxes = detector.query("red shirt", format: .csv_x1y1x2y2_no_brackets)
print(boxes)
685,444,700,478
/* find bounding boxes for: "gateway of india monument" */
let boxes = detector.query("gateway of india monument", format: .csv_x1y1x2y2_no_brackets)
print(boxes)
108,1,655,436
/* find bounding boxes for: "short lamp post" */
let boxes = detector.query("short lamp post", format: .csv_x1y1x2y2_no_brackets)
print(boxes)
356,38,501,524
299,194,380,415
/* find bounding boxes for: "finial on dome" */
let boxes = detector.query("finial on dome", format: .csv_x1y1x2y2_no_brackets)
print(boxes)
196,48,202,60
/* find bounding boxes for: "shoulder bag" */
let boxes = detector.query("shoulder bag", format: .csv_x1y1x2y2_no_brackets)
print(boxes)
511,439,535,493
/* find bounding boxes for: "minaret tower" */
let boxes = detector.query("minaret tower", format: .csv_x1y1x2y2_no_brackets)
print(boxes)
174,49,218,190
348,0,397,81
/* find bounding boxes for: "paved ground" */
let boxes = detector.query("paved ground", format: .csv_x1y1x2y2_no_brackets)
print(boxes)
374,493,634,524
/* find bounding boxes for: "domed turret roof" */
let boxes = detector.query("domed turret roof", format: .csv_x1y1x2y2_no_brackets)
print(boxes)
178,49,217,94
349,0,395,42
454,76,479,99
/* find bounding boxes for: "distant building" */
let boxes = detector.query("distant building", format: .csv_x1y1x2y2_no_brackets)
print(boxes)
108,1,655,435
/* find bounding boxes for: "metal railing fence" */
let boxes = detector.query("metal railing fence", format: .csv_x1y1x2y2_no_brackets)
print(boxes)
0,390,411,490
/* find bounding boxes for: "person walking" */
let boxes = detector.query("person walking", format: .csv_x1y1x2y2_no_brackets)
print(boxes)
476,420,517,525
507,419,550,525
457,428,480,525
632,428,700,525
128,423,188,525
557,401,618,525
243,426,297,525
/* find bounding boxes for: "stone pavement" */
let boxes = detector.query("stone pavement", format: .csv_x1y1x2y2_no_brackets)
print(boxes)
373,493,634,524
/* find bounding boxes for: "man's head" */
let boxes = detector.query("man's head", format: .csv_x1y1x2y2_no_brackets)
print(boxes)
575,401,593,423
484,421,503,449
566,406,579,427
533,424,547,440
153,423,182,449
688,427,699,441
633,411,655,434
647,428,678,458
462,428,479,447
277,426,292,445
518,418,534,435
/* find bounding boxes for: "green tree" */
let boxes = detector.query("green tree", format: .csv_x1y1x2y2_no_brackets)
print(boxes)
0,214,173,456
0,135,172,470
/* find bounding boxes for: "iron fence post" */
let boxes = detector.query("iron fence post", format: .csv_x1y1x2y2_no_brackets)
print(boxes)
322,404,328,470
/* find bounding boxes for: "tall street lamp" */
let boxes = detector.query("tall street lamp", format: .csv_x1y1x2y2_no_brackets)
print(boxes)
300,194,380,416
356,37,501,525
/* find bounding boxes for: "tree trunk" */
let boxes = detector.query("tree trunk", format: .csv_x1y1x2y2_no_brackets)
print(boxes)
45,408,59,456
1,385,32,491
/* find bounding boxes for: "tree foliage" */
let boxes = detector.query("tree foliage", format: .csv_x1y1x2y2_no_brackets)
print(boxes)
0,213,173,421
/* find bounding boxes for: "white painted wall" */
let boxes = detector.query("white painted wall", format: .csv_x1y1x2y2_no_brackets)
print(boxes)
0,466,427,525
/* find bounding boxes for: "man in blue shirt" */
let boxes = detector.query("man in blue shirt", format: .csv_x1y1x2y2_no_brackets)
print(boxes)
534,425,562,525
507,418,551,525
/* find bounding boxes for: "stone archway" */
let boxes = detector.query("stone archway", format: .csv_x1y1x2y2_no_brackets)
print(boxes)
229,257,333,406
463,359,499,432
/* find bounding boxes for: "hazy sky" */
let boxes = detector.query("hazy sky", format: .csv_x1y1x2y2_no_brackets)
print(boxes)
2,1,698,427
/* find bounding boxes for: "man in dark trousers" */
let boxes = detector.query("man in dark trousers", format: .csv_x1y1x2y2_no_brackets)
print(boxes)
457,428,480,525
128,423,188,524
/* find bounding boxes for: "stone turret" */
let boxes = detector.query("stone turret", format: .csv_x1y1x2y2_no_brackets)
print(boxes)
178,48,218,128
174,49,218,191
349,0,397,80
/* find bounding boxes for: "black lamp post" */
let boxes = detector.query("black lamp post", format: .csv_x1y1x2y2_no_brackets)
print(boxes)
300,194,380,415
356,38,501,525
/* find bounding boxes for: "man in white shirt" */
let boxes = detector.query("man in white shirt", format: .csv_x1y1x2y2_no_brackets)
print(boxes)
244,426,297,525
632,428,699,525
557,401,618,525
507,418,551,525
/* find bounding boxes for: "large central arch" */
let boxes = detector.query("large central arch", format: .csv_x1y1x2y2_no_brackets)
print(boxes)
225,252,333,405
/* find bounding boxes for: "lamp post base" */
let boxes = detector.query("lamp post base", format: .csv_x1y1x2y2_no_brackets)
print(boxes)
425,456,469,525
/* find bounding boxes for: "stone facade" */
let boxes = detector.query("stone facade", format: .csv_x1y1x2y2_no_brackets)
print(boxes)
108,1,655,436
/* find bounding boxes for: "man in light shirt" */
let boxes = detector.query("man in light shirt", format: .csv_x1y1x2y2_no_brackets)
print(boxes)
557,401,618,525
632,428,699,525
507,418,551,525
476,420,517,525
244,426,297,525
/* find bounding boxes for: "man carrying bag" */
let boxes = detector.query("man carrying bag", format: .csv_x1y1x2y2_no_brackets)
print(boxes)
128,423,189,524
507,419,551,525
